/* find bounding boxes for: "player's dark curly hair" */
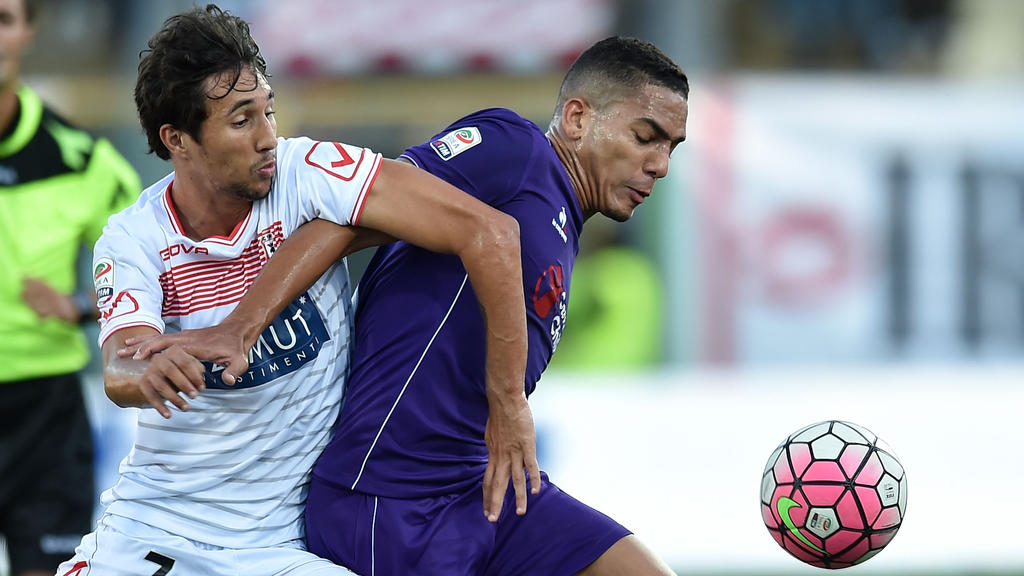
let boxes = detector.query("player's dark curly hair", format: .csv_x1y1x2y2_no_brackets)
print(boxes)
552,36,689,120
135,4,268,160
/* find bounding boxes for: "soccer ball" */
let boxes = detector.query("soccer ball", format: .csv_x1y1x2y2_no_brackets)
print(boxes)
760,420,907,569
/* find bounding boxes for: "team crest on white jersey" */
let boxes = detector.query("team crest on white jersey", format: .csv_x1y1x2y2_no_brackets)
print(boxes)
430,127,482,160
259,230,278,259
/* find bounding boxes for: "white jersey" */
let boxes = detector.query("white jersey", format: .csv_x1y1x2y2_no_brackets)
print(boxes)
92,136,381,549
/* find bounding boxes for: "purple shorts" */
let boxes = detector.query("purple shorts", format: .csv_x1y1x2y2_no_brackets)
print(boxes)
305,472,630,576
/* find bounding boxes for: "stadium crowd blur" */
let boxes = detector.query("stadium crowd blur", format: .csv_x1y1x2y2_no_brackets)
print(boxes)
24,0,1021,373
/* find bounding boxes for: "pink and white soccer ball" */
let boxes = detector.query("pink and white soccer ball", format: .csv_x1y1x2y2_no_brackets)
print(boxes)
760,420,907,569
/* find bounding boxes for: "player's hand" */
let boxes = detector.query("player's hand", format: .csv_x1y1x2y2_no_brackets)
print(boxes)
21,277,78,323
482,392,541,522
120,326,250,387
118,346,206,418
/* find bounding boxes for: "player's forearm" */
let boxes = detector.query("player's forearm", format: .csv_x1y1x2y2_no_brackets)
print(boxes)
103,327,205,418
460,215,529,402
103,327,159,408
225,220,358,344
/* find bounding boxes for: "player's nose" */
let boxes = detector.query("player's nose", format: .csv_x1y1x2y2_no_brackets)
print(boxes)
645,148,670,179
256,115,277,151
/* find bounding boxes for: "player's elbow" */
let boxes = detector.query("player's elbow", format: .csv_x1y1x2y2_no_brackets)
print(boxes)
454,207,520,275
477,211,520,259
104,372,139,408
104,383,130,408
105,386,131,408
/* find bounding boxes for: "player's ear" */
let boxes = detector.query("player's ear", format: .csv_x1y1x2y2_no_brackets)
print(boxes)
560,97,590,141
160,124,187,157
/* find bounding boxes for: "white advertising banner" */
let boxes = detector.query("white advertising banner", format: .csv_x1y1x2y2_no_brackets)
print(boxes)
673,77,1024,365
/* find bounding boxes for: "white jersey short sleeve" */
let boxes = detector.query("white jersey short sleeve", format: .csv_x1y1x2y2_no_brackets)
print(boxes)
92,189,168,343
89,137,381,551
274,136,382,227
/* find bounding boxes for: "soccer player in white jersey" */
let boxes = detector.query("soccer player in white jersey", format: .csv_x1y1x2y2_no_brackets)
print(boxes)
55,5,531,576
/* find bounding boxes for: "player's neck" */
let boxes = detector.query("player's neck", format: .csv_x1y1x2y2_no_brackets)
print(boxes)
546,130,597,221
168,178,251,241
0,84,20,138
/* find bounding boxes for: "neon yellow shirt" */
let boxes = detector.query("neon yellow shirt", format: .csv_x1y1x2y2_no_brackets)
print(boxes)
549,246,663,370
0,86,140,382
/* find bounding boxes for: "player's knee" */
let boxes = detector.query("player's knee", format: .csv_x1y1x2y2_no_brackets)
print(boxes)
575,535,676,576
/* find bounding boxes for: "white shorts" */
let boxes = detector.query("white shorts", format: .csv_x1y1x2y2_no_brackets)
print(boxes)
54,514,358,576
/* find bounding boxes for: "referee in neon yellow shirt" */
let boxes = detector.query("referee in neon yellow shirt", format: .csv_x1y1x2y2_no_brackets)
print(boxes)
0,1,140,574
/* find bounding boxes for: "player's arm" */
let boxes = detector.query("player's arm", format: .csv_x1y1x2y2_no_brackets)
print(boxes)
364,160,537,522
131,159,529,393
103,325,206,419
209,223,391,351
123,224,391,380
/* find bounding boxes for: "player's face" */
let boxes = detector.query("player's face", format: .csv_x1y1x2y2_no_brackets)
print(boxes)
190,67,278,202
579,84,687,222
0,0,33,92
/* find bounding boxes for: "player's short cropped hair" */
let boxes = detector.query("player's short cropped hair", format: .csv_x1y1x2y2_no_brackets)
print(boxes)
135,4,268,160
552,37,689,121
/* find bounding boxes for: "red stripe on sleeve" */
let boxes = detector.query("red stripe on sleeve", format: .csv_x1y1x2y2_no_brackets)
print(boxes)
351,153,382,226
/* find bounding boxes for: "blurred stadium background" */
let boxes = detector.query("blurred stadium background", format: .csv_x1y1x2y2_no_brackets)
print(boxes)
7,0,1024,574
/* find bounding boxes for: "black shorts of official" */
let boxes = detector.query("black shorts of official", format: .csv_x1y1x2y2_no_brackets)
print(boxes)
0,373,95,573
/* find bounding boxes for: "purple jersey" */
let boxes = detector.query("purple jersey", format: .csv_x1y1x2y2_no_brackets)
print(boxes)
311,108,582,497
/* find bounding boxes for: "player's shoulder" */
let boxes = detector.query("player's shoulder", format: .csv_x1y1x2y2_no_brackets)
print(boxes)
271,135,310,171
102,172,173,242
457,107,539,127
410,107,546,167
272,135,376,175
274,135,313,157
447,107,544,140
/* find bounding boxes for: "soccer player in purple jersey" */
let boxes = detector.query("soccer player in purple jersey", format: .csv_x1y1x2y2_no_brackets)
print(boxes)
131,37,688,575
